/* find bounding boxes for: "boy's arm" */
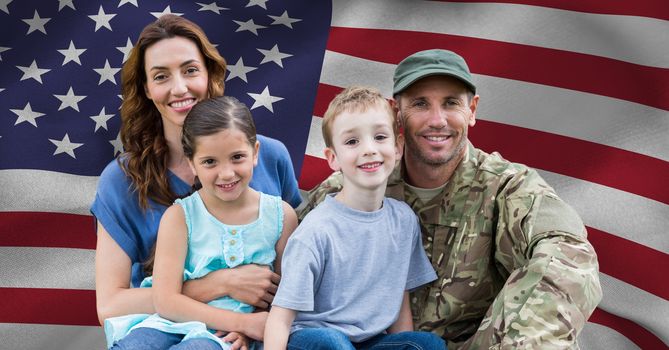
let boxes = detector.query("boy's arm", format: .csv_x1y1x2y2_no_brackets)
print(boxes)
387,292,414,333
264,306,297,350
274,202,298,275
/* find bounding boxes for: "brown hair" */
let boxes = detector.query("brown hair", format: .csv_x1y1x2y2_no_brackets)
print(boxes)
321,86,397,148
182,96,257,160
119,14,227,209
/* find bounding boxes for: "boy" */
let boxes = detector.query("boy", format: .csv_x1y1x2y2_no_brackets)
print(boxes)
264,87,445,350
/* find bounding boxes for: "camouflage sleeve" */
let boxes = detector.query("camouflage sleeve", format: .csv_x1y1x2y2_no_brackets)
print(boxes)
463,172,603,350
296,171,344,222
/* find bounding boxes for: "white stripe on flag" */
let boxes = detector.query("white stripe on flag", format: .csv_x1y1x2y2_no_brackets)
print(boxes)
579,322,641,350
0,247,95,290
0,324,105,350
538,170,669,253
598,273,669,344
318,51,669,161
331,0,669,67
0,169,98,215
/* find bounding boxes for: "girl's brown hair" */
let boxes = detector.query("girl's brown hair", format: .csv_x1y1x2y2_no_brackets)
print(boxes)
181,95,257,161
119,14,227,209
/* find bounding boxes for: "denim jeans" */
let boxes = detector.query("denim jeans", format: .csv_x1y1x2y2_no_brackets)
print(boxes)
109,327,223,350
287,328,446,350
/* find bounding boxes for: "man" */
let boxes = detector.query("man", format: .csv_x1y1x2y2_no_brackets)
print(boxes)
298,49,602,349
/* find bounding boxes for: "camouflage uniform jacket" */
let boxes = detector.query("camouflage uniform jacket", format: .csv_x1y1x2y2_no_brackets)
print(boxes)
298,143,602,350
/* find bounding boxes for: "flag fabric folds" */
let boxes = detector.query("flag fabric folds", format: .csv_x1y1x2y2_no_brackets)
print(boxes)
0,1,667,349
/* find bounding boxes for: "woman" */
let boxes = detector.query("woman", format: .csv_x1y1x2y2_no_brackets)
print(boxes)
91,14,301,341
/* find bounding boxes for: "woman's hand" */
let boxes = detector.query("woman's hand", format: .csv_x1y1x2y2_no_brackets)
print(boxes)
182,264,279,307
224,264,280,308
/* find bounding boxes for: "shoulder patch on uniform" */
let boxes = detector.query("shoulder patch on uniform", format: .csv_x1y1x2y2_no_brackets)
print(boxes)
533,195,585,238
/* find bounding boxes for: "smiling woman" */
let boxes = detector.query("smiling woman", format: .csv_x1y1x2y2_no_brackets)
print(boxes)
143,36,209,135
89,14,303,350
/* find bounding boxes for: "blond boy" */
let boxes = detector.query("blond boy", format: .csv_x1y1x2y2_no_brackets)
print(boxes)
264,87,444,350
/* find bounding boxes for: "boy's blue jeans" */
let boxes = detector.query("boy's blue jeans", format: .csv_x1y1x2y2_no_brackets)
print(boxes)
287,328,446,350
109,327,223,350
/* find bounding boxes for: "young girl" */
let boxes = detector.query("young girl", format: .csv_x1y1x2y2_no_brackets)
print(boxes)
106,96,297,349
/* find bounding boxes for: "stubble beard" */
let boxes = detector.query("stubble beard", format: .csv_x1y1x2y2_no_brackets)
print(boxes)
405,127,468,168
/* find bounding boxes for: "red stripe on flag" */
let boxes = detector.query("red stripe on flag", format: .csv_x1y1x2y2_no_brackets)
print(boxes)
0,212,96,249
299,154,335,191
313,83,669,205
589,308,668,350
434,0,669,21
326,27,669,111
588,226,669,301
0,287,99,326
312,83,343,120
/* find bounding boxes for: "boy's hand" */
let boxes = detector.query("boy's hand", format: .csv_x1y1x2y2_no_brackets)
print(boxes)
222,331,250,350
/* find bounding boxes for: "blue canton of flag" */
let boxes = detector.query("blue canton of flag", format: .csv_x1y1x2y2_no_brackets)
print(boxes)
0,0,330,176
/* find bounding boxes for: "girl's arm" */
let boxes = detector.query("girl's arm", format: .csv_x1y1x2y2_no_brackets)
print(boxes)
387,292,414,333
264,306,297,350
152,205,267,340
274,202,298,275
95,222,154,325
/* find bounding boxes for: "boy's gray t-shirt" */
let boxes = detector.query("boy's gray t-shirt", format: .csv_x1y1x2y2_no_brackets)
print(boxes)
273,194,437,342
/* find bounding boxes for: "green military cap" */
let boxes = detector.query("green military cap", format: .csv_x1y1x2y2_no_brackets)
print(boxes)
393,49,476,95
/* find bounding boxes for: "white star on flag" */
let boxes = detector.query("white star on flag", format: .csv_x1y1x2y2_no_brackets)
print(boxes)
268,11,301,28
90,107,115,132
197,2,228,14
58,0,75,11
58,41,87,66
233,19,266,36
88,6,116,32
53,87,87,112
110,133,124,156
226,57,257,82
22,10,51,35
248,86,283,113
151,6,183,18
246,0,268,10
17,60,50,83
117,0,138,7
257,44,292,68
116,38,134,63
94,59,121,85
0,46,10,61
0,0,12,14
10,102,45,127
49,134,84,158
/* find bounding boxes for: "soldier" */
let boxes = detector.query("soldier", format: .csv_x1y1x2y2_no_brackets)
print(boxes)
298,49,603,349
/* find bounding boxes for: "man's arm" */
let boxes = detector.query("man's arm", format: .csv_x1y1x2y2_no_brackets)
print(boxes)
464,186,602,349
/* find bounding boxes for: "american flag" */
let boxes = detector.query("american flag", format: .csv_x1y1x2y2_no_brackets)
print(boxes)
0,0,667,349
